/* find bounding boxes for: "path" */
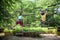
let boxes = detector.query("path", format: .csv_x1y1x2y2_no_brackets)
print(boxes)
4,34,60,40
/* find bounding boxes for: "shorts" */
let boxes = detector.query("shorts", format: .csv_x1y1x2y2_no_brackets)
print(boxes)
16,20,23,27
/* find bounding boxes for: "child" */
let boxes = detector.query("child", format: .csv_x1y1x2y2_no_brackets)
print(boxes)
13,13,24,27
13,12,33,27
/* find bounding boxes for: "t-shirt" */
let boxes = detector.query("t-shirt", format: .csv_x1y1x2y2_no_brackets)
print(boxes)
41,13,46,22
18,15,23,20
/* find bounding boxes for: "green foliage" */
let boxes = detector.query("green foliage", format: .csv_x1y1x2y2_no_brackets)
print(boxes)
14,27,45,33
0,0,60,27
0,0,13,27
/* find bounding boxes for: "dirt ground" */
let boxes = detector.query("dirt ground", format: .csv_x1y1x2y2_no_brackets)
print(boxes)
3,34,60,40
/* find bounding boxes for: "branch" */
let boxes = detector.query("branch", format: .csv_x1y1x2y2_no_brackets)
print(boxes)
22,13,34,16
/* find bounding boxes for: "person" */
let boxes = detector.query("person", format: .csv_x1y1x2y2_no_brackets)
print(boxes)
13,13,24,27
13,10,33,27
40,10,46,26
40,10,46,22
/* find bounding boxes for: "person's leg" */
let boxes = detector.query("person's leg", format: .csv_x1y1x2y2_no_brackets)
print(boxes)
19,20,24,27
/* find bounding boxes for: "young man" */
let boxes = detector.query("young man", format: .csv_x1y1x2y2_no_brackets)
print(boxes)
40,10,46,26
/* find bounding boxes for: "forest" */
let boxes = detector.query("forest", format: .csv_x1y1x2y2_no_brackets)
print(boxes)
0,0,60,40
0,0,60,28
